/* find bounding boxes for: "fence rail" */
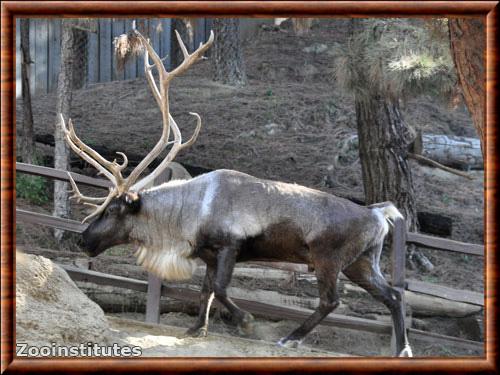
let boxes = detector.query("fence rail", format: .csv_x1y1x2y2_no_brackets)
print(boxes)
407,232,484,256
16,163,485,354
61,265,483,351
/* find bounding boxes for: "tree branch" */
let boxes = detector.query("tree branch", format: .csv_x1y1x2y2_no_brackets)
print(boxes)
408,153,474,180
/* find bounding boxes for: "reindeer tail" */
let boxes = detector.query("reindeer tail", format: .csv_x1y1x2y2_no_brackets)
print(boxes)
368,202,404,227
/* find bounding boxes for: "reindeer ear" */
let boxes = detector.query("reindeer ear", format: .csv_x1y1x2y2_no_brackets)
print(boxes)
124,192,141,213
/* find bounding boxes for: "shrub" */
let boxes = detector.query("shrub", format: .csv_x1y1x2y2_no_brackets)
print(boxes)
16,173,49,205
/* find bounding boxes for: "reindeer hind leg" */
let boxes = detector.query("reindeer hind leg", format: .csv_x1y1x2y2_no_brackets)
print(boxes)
277,255,342,348
343,246,412,357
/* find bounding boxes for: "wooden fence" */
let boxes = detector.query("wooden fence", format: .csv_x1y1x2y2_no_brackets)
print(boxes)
15,18,212,97
15,162,484,354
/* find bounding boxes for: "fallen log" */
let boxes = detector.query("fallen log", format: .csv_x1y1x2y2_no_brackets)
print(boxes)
412,133,483,171
344,284,482,318
76,281,199,315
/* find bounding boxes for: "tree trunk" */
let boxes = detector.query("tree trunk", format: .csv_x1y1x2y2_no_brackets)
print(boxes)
20,19,35,164
351,19,432,271
449,19,485,156
212,18,246,86
171,18,194,69
53,20,75,242
356,95,418,231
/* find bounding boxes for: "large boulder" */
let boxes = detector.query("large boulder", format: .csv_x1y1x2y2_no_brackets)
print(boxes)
16,252,111,347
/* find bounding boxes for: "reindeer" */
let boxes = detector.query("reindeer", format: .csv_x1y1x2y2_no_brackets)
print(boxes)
63,28,412,357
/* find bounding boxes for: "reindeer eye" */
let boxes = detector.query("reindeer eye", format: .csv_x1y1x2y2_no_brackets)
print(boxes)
107,205,118,215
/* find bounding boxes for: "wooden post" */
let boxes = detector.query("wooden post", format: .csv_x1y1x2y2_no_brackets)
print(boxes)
144,168,171,324
390,217,407,355
145,273,162,324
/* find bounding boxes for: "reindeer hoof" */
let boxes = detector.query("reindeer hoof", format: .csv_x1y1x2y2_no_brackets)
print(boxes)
237,313,255,336
277,337,302,349
184,326,207,338
398,345,413,357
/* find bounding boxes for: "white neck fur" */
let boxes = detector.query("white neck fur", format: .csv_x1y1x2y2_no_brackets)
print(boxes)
134,241,197,281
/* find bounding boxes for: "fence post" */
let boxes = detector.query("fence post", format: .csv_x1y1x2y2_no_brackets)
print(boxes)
390,217,407,356
145,273,162,324
144,168,171,324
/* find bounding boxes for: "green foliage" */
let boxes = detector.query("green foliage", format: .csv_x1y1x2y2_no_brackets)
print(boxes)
334,18,456,102
16,153,50,205
16,173,49,205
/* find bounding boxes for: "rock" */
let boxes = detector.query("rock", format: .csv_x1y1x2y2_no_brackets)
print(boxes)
299,64,320,78
302,43,328,54
16,252,111,347
239,130,257,138
411,318,430,331
263,123,283,136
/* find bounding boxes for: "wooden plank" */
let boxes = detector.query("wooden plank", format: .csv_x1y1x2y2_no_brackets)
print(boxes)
391,218,406,356
160,18,171,69
99,19,112,82
408,328,483,351
391,218,407,288
246,261,309,273
16,162,112,189
16,209,87,233
228,286,319,311
149,19,161,60
124,18,137,80
48,19,61,92
407,232,484,256
87,20,99,83
62,265,148,292
223,267,293,280
194,18,205,49
205,18,213,35
34,19,49,95
406,279,484,306
135,18,147,78
112,19,125,81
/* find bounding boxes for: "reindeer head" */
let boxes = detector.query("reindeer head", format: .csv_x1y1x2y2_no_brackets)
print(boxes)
63,27,214,256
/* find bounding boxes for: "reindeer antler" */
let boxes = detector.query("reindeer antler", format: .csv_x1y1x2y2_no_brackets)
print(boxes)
126,28,214,192
63,28,214,223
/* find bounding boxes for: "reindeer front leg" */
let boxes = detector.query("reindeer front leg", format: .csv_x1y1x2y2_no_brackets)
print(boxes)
213,246,254,335
184,264,216,337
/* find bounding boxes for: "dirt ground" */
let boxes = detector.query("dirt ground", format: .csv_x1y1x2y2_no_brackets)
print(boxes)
16,19,484,357
108,316,344,357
